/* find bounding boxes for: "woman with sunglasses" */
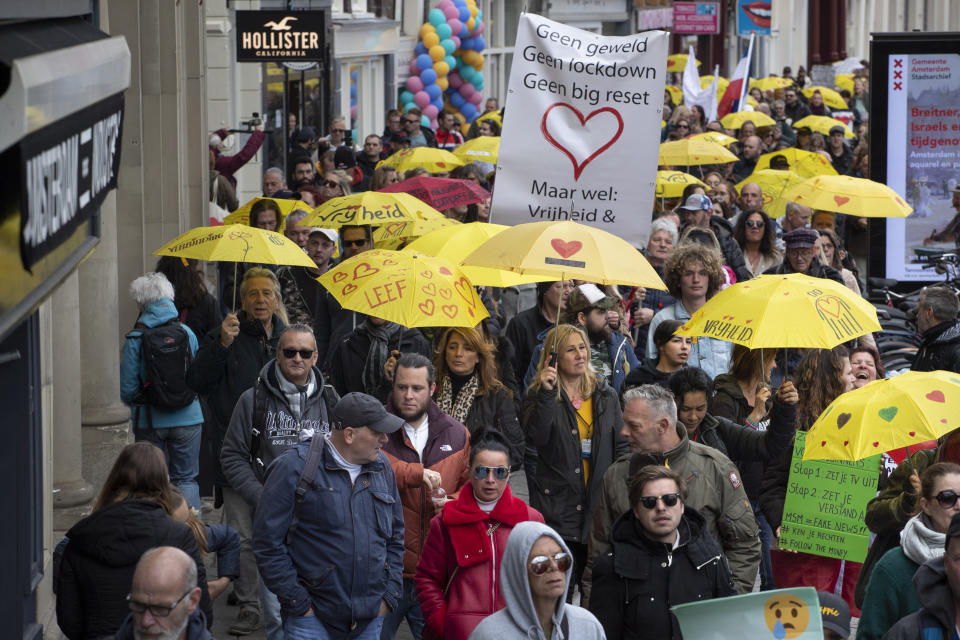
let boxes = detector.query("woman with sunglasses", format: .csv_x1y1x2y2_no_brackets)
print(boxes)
467,521,605,640
589,466,735,639
524,324,629,601
319,169,352,204
415,431,544,640
733,210,782,277
857,462,960,640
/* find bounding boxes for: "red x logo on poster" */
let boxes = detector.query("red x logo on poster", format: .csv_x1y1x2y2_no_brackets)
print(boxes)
894,70,902,79
894,81,902,90
894,59,903,68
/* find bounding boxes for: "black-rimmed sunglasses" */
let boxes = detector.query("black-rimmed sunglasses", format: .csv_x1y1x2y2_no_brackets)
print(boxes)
638,493,681,509
472,465,509,480
282,348,315,359
127,589,192,617
745,220,765,228
936,490,960,508
342,238,368,248
529,552,572,575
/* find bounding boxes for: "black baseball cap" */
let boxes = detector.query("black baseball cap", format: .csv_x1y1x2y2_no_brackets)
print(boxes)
332,393,404,433
817,591,850,638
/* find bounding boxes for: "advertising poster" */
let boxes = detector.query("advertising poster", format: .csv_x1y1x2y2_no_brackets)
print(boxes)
736,0,771,37
673,2,720,35
885,53,960,281
491,15,667,248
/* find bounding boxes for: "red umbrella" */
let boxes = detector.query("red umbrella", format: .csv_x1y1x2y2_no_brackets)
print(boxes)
378,176,490,211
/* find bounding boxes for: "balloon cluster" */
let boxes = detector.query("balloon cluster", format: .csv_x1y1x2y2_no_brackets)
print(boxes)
399,0,486,130
349,68,359,122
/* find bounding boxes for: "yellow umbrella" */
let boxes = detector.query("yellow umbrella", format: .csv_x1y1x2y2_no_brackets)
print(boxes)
372,217,460,249
659,138,739,166
376,147,465,173
750,76,793,91
317,249,488,327
700,75,729,94
301,192,445,229
656,171,707,199
804,371,960,461
476,110,502,128
665,85,683,105
720,111,776,129
462,220,666,289
793,115,855,138
403,222,550,287
154,224,316,308
689,131,738,148
835,73,855,94
675,273,881,349
802,86,848,110
667,53,699,72
736,169,806,218
755,149,838,178
223,197,314,229
453,136,500,164
781,175,913,218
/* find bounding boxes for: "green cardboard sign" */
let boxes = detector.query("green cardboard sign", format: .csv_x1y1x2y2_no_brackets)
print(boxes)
779,431,880,562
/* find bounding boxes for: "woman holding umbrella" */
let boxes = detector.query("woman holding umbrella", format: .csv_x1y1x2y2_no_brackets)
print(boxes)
523,324,629,601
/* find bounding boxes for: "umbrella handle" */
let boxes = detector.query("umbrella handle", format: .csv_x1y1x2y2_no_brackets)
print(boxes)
232,262,238,312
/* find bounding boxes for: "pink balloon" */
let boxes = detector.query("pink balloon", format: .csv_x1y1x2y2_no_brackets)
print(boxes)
423,104,439,119
414,91,431,108
473,23,485,35
459,83,475,98
469,91,483,105
437,0,454,10
350,105,358,119
430,118,439,130
406,76,424,93
448,72,463,88
443,5,458,20
409,59,420,75
451,36,461,49
448,18,463,34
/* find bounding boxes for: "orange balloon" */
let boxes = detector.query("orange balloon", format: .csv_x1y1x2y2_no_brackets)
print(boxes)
466,19,476,31
433,61,450,76
473,54,484,69
429,45,445,62
423,32,440,48
419,23,436,39
436,76,449,91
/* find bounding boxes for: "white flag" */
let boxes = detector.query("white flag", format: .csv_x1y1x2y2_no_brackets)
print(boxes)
681,47,718,123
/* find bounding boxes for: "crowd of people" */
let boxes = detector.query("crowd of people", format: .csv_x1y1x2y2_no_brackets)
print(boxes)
53,62,960,640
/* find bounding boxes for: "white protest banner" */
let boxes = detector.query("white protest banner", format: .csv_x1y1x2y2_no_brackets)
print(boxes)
490,15,667,248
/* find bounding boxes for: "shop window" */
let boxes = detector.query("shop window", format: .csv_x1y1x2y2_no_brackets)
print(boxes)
339,57,385,143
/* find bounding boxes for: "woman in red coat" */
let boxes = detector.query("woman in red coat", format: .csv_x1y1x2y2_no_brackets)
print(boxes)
415,430,544,640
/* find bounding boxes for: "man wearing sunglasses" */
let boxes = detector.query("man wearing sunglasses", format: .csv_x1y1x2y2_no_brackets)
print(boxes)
115,546,209,640
220,324,340,637
589,466,735,639
584,384,760,602
402,107,438,148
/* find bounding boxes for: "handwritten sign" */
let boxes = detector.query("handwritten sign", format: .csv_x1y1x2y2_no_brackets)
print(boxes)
779,431,880,562
491,14,667,248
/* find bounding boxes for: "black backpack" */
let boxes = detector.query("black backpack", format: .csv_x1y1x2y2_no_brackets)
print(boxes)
127,319,196,423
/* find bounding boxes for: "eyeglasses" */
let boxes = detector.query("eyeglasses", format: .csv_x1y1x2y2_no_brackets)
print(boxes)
936,489,960,508
282,348,315,359
342,238,369,248
472,465,509,480
638,493,681,509
127,590,192,617
405,119,420,124
676,123,689,129
745,220,765,229
332,129,346,134
529,552,572,575
324,180,342,189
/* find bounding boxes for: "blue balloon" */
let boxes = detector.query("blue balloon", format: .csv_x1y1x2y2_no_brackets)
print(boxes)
473,76,484,90
415,42,427,55
459,7,470,21
432,98,445,111
450,92,466,108
426,84,442,100
443,55,457,70
351,68,359,79
400,90,415,105
404,102,417,113
435,23,452,40
441,39,456,55
429,8,446,26
459,24,469,38
460,37,473,50
417,54,434,71
420,68,438,85
476,36,486,51
476,10,482,21
462,103,478,121
421,115,431,127
350,85,357,98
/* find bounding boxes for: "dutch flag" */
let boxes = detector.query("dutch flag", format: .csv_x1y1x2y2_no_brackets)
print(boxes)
717,34,755,119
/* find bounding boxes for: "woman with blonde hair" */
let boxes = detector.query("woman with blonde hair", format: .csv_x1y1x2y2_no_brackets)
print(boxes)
523,324,629,600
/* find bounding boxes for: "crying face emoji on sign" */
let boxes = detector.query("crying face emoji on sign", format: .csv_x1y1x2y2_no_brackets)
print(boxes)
763,594,810,639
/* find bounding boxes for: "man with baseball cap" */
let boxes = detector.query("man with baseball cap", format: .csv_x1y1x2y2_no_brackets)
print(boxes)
884,512,960,639
253,392,405,640
307,228,338,275
817,591,850,640
827,125,853,175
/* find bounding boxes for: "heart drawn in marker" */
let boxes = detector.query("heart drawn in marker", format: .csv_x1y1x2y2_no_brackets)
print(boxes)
417,299,435,316
441,305,458,319
878,406,898,423
332,271,347,283
421,282,437,297
353,263,379,279
341,283,357,295
550,239,583,259
926,390,946,403
836,413,852,429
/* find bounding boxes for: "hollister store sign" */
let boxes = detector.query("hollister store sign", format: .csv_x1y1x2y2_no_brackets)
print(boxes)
235,11,325,61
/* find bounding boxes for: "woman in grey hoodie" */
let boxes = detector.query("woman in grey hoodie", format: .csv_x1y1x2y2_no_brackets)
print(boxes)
468,522,605,640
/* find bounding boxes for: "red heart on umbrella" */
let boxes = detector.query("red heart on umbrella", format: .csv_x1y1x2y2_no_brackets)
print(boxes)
926,390,946,403
418,299,435,315
332,271,347,283
341,283,357,295
550,239,583,259
438,267,453,276
833,195,850,207
441,305,458,319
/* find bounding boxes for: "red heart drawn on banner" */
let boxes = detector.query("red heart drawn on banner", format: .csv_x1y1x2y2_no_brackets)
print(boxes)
550,239,583,259
418,299,435,316
833,195,850,208
332,271,347,283
540,103,624,180
441,305,458,319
